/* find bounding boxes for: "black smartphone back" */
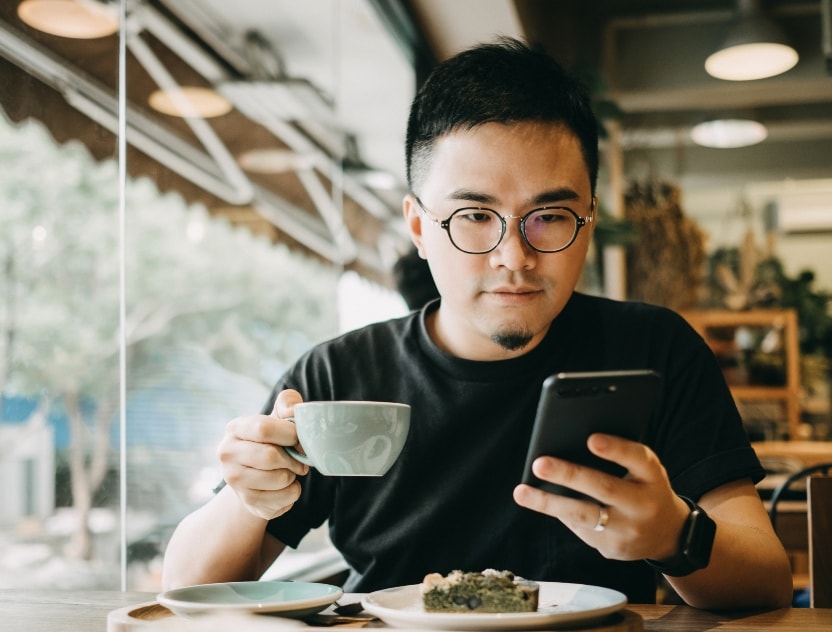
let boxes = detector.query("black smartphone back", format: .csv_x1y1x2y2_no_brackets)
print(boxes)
521,370,661,501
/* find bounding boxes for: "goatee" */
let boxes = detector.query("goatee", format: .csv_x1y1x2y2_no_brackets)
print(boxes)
491,329,533,351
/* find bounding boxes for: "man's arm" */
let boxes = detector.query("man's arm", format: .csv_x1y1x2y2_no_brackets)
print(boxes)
514,433,793,610
162,484,286,589
665,478,793,610
162,389,308,590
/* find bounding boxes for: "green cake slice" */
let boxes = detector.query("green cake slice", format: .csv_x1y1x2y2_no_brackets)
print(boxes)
421,569,540,613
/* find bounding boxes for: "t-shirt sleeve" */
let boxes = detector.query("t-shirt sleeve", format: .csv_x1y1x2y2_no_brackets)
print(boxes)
647,311,766,499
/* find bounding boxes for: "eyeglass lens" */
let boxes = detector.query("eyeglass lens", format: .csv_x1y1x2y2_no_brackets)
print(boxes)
449,208,579,253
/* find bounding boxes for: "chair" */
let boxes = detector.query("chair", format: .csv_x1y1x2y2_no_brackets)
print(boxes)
808,475,832,608
769,462,832,608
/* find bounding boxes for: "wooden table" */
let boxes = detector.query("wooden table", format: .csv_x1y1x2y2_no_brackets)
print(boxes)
3,589,832,631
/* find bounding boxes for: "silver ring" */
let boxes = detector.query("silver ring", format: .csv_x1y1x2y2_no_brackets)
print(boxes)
593,505,609,532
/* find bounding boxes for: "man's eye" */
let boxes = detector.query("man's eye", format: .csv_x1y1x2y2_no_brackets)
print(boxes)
457,210,495,224
532,209,570,224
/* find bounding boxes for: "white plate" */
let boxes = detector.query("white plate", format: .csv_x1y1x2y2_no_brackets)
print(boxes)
157,580,343,618
361,581,627,630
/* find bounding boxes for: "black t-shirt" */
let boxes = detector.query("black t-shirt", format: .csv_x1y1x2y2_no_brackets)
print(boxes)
263,292,764,602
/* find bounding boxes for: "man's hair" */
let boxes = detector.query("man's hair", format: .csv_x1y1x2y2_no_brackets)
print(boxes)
405,37,600,195
392,247,439,310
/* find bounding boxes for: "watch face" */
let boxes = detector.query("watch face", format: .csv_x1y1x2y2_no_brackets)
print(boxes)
646,498,717,577
683,507,716,569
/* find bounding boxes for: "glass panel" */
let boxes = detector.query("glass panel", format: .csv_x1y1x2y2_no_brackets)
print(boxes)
1,0,412,592
122,189,340,590
0,1,355,591
0,6,122,586
121,2,345,591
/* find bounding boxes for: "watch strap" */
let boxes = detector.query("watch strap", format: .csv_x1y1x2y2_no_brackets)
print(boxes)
646,495,716,577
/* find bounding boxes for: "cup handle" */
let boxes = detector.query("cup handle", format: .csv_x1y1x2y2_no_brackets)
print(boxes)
284,417,314,467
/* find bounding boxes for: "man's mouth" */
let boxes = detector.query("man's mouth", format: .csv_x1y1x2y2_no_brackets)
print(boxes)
487,285,540,295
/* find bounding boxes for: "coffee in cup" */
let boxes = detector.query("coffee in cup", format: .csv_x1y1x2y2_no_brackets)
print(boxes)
285,401,410,476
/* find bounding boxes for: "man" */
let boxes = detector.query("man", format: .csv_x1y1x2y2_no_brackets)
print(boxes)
163,38,792,609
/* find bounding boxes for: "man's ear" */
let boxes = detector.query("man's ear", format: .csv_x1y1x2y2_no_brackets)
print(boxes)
588,195,599,236
403,194,426,256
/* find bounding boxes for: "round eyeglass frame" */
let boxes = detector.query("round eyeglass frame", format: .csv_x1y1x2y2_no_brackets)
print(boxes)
413,195,594,254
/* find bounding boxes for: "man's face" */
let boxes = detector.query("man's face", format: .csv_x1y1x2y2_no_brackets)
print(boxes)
404,120,595,361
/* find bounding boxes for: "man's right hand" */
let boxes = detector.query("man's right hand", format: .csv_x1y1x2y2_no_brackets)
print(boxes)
218,388,310,520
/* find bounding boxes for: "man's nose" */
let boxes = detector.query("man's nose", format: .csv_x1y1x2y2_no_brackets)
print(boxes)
488,217,535,269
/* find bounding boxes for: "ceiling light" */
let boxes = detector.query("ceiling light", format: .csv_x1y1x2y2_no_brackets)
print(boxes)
237,148,317,174
705,0,798,80
18,0,119,39
691,119,768,148
148,87,233,118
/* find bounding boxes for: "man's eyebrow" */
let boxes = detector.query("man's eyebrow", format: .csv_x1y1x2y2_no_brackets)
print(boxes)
447,189,496,205
532,188,581,206
446,187,583,207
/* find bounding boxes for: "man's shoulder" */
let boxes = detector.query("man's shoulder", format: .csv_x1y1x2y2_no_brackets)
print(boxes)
570,292,683,323
278,311,421,395
304,310,420,361
335,311,417,342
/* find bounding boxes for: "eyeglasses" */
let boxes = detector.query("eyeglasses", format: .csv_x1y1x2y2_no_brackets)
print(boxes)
413,195,594,255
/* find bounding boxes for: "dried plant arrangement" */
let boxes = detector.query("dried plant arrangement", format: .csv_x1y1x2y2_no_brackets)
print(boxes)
624,178,707,311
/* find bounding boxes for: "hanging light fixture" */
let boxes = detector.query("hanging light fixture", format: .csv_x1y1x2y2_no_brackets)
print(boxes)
148,86,233,118
17,0,119,39
691,118,768,148
705,0,799,80
236,147,318,174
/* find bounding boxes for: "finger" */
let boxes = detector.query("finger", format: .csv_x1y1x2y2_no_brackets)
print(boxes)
239,481,303,521
529,454,621,505
587,433,665,484
224,437,294,472
234,463,299,492
513,483,604,532
226,414,299,447
221,419,308,476
273,389,303,418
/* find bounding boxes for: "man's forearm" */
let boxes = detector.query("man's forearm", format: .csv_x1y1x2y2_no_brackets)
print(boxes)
162,485,285,590
667,495,793,610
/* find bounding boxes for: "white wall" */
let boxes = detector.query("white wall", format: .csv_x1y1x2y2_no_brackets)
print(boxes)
684,178,832,293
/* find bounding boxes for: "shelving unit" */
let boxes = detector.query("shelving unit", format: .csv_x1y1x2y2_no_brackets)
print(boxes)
680,309,801,439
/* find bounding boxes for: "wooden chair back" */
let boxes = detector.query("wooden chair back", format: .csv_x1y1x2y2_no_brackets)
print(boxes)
808,475,832,608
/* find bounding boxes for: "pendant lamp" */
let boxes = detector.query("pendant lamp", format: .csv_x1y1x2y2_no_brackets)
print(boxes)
705,0,798,80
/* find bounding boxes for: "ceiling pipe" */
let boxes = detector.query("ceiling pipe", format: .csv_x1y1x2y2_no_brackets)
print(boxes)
0,17,387,275
126,28,254,204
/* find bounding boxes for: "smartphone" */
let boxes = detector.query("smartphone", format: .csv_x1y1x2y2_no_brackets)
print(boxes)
520,369,661,502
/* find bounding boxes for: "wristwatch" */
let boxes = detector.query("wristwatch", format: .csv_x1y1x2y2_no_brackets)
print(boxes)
646,495,716,577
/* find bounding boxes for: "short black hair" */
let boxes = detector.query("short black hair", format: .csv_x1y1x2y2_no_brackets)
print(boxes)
405,37,599,195
392,247,439,310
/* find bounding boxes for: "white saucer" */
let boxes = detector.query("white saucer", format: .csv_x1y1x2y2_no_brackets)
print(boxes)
157,580,342,618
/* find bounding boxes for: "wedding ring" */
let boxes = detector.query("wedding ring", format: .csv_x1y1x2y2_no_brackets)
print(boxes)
593,505,609,532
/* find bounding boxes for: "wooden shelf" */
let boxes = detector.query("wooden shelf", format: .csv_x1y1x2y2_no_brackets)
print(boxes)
681,309,801,439
731,386,793,400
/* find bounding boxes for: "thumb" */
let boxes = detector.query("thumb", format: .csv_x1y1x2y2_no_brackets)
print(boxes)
272,389,303,419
